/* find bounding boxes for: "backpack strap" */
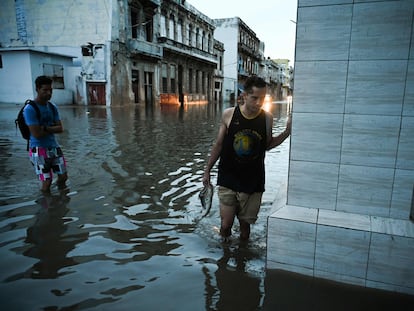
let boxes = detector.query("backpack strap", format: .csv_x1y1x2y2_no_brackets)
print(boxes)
23,100,41,151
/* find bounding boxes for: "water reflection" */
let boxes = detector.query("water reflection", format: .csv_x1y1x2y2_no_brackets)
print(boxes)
22,191,84,279
203,244,263,311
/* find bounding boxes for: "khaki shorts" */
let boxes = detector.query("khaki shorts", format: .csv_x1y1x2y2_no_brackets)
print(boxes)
218,186,263,224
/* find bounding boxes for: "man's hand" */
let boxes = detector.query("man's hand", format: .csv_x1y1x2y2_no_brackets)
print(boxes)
202,171,211,187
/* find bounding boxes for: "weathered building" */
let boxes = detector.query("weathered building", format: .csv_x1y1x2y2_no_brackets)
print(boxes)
0,0,223,106
156,0,222,104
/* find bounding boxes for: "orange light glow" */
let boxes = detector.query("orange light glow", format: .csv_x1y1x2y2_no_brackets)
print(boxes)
262,94,272,112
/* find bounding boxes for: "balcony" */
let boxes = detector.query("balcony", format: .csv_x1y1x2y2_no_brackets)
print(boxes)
127,38,162,59
157,37,217,65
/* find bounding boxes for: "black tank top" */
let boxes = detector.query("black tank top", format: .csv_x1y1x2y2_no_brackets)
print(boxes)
217,105,267,193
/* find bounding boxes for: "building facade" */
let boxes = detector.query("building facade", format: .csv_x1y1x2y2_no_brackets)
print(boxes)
0,0,223,106
213,17,264,102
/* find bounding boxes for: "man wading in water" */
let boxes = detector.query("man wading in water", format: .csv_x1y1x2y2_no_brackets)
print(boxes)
24,76,68,193
202,75,291,242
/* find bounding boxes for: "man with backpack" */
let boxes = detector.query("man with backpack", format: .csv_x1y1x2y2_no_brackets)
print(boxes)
23,75,68,193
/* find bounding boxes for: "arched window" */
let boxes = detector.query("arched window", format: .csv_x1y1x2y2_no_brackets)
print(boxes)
196,28,200,49
188,24,193,46
177,19,183,43
160,15,166,37
201,31,206,51
169,14,175,40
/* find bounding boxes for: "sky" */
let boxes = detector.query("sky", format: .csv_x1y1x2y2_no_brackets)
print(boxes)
187,0,298,64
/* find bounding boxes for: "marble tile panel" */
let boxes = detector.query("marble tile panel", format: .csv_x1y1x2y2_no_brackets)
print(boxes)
269,205,318,224
367,233,414,289
314,269,366,287
345,60,406,116
397,116,414,170
293,61,347,114
295,5,352,61
371,216,414,238
341,114,400,167
290,112,343,163
265,263,314,278
318,209,370,231
350,1,413,60
288,161,339,210
299,0,352,7
411,23,414,60
267,217,316,269
315,225,370,278
337,164,394,216
390,169,414,219
403,61,414,116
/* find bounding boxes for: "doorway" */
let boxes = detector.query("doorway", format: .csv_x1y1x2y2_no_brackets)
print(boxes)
87,83,106,105
144,71,153,104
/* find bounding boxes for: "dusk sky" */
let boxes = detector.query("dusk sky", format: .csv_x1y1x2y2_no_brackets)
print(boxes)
188,0,298,64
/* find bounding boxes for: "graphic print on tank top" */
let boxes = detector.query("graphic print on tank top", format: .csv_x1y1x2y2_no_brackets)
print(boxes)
233,128,263,162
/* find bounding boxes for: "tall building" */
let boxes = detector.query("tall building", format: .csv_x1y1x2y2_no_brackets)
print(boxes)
213,17,264,102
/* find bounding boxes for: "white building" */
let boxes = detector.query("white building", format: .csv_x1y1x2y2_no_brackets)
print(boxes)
0,47,75,105
213,17,263,102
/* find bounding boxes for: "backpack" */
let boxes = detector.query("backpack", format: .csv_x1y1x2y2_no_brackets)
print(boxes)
15,100,56,150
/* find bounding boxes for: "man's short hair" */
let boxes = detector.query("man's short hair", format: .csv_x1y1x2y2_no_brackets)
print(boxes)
35,75,53,89
244,75,266,93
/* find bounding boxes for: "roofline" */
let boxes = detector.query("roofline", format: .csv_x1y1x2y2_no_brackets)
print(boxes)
0,47,76,58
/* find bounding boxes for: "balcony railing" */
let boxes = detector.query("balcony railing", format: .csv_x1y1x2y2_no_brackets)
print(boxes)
127,38,162,59
158,37,217,65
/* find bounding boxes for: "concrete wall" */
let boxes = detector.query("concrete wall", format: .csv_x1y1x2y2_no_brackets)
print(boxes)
0,50,74,104
0,0,112,47
0,52,33,103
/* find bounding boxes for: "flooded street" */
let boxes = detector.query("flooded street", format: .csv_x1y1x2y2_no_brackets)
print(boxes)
1,102,412,310
0,102,289,310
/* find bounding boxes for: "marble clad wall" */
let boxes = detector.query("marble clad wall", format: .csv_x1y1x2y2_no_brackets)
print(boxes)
267,206,414,294
266,0,414,295
289,0,414,219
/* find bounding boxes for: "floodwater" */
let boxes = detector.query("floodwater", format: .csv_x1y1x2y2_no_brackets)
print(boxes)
0,102,412,310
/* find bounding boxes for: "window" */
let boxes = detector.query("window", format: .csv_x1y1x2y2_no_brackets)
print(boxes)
43,63,64,89
177,19,183,43
131,9,138,39
169,14,175,40
188,24,193,46
160,15,166,37
196,28,200,49
0,54,3,68
162,63,168,93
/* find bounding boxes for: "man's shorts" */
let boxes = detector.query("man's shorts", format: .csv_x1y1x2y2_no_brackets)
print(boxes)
29,147,67,181
218,186,263,224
